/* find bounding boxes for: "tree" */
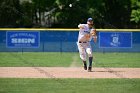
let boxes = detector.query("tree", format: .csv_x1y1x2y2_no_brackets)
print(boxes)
31,0,56,27
102,0,131,28
0,0,21,27
53,0,92,28
130,0,140,28
20,1,34,27
54,0,132,28
0,0,139,28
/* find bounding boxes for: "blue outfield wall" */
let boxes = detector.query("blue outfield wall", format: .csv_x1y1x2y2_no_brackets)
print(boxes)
0,29,140,52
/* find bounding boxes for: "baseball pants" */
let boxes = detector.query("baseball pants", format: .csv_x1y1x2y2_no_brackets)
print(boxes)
77,42,93,61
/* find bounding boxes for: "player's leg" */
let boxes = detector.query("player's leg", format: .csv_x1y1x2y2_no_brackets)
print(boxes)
77,42,87,70
88,57,93,72
86,43,93,72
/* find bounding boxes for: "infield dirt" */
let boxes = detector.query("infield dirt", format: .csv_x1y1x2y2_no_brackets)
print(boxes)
0,67,140,78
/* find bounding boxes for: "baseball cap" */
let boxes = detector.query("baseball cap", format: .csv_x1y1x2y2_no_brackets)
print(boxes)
87,18,93,25
87,18,93,21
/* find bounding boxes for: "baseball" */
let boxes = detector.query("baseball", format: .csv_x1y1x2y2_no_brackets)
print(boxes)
69,4,72,7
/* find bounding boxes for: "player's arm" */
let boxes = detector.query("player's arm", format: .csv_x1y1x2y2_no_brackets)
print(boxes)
90,29,97,43
78,24,85,29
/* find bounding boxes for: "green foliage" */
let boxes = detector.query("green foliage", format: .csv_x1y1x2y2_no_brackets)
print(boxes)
0,0,20,27
130,0,140,24
20,1,33,27
131,9,140,23
0,0,140,28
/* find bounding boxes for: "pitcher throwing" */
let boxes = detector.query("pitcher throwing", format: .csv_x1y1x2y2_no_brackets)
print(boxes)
77,18,97,72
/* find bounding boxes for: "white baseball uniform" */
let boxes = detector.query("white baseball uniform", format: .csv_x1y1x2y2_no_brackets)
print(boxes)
77,24,95,61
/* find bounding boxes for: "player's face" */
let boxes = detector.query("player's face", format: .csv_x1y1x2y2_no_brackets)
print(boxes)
87,21,93,28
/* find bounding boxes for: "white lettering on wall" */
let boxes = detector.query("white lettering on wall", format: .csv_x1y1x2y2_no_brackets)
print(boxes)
11,38,35,43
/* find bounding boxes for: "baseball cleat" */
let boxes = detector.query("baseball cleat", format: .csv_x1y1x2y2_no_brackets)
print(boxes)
88,67,92,72
84,64,87,70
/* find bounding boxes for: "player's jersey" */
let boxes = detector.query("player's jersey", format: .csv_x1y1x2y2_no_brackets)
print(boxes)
78,24,94,42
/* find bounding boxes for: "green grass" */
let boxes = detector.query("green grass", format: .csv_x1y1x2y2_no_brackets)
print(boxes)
0,78,139,93
94,52,140,67
0,52,140,67
0,52,74,67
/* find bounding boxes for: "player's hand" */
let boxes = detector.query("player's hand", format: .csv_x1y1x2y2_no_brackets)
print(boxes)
78,24,84,29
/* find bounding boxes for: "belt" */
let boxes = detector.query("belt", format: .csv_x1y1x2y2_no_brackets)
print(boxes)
79,41,89,43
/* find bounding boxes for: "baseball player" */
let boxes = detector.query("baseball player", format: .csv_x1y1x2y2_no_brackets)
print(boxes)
77,18,97,72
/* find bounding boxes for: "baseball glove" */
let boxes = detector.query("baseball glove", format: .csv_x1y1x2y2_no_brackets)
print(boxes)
90,29,96,36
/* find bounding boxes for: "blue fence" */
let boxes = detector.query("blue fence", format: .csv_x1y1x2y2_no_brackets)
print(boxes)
0,29,140,52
